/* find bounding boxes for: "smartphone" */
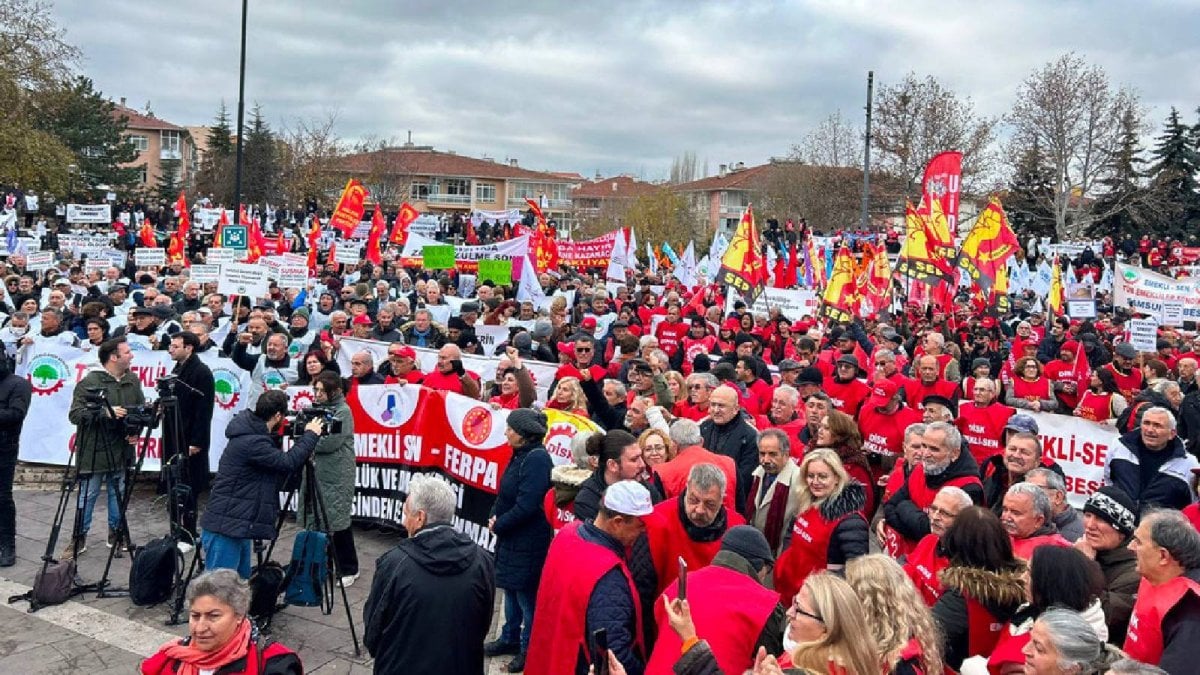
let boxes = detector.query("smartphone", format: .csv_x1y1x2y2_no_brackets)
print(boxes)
592,628,609,675
677,556,688,601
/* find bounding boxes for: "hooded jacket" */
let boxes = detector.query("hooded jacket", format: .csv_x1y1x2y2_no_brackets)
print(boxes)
933,563,1027,670
1106,429,1199,514
363,524,495,675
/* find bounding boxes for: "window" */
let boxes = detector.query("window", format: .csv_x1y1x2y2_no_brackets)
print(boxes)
138,166,148,184
445,178,470,196
410,182,429,199
128,135,149,152
474,183,496,202
161,130,181,154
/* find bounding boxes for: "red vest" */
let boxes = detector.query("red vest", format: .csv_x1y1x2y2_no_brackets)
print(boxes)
643,497,744,595
753,414,805,457
1043,359,1081,408
1011,376,1050,404
773,505,860,605
654,321,689,356
1010,532,1071,560
646,565,778,675
1123,575,1200,664
1184,503,1200,532
956,402,1015,466
903,534,949,606
825,378,871,417
526,522,644,675
1103,363,1144,400
555,362,607,384
987,622,1030,674
384,370,423,385
882,464,981,557
881,461,908,504
542,488,576,532
1075,390,1114,422
858,405,922,459
681,335,717,373
672,399,710,422
905,379,959,410
966,596,1007,659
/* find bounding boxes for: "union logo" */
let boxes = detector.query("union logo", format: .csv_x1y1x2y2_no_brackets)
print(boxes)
543,421,576,464
1122,268,1138,282
461,406,493,445
28,354,70,396
212,368,242,410
263,371,287,389
291,390,314,410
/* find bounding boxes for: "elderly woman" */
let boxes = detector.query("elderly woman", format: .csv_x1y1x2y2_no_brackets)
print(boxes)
1006,356,1057,412
140,570,302,675
1020,608,1121,674
485,408,552,672
489,349,536,411
772,449,869,606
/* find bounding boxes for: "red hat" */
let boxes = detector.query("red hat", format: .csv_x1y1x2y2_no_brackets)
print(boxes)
580,317,597,330
390,345,416,359
558,341,574,354
352,314,372,326
722,317,741,331
868,379,900,408
981,316,997,329
1060,340,1079,356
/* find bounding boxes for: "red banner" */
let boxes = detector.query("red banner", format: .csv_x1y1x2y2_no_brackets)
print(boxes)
558,231,620,268
330,179,369,237
917,151,963,241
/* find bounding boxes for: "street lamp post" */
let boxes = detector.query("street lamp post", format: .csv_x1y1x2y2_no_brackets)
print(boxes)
233,0,248,222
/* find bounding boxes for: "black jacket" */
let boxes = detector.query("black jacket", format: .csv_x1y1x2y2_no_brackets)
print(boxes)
884,451,983,542
0,365,31,452
198,410,318,540
580,521,645,675
581,376,629,432
781,481,869,568
980,456,1065,514
699,415,759,514
1182,388,1200,458
1107,430,1198,514
492,443,553,591
167,354,216,489
363,524,495,675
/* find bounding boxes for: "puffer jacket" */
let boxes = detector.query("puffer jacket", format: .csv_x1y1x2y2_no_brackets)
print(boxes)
492,442,553,591
199,410,319,540
298,394,356,532
932,563,1027,670
781,480,870,567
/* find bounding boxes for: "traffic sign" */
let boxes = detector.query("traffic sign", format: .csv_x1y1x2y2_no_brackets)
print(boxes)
221,225,248,249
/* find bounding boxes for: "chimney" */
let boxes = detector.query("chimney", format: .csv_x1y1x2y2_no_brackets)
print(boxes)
736,162,745,171
119,97,126,107
611,182,618,192
509,158,519,167
594,171,602,181
404,130,413,147
718,164,728,177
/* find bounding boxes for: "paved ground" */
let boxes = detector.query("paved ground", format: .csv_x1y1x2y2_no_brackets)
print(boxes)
0,475,517,674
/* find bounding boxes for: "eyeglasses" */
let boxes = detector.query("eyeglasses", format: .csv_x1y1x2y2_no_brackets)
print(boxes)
689,384,708,390
791,602,823,623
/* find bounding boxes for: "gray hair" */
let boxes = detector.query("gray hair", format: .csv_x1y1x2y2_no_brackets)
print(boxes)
1144,508,1200,568
688,372,719,389
1104,659,1168,675
926,421,963,455
638,335,658,348
669,418,703,448
1025,467,1066,495
1141,406,1177,431
414,308,432,321
605,380,627,399
1153,380,1181,397
407,475,456,524
936,486,974,510
1008,482,1053,523
903,422,927,444
687,462,727,494
758,428,791,455
772,384,799,408
186,569,250,617
570,431,597,469
1036,608,1113,673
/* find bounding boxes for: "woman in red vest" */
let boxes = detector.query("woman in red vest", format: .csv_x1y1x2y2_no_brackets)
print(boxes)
846,554,944,675
1073,368,1128,424
772,449,869,606
544,376,588,416
813,410,876,517
542,431,598,533
1005,357,1056,413
931,507,1026,671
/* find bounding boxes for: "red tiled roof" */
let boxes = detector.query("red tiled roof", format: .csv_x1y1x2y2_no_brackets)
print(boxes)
334,147,572,182
672,163,776,192
572,176,661,199
111,104,184,131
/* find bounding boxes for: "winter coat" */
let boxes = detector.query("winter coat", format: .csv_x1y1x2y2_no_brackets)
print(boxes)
699,414,760,515
1095,542,1140,644
581,376,629,432
883,450,983,542
199,410,319,540
0,366,31,455
167,354,216,491
398,320,448,349
932,563,1027,670
363,524,495,675
298,394,355,532
1106,430,1199,513
68,367,146,474
492,442,553,590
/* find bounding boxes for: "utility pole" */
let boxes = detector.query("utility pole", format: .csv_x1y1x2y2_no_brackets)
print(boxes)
233,0,248,223
860,71,874,232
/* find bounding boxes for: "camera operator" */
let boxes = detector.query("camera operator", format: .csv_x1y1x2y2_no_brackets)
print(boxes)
164,331,215,545
0,355,31,567
64,337,146,559
198,390,324,579
299,371,359,586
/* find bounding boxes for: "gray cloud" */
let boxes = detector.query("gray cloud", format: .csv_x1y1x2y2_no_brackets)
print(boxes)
52,0,1200,179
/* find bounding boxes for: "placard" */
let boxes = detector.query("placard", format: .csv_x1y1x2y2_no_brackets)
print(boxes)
134,248,166,267
1067,299,1096,319
423,245,456,270
277,265,309,289
477,259,512,286
84,257,109,274
26,251,54,271
334,243,362,265
189,264,221,284
206,248,239,266
217,262,270,298
1162,303,1185,327
1126,318,1158,353
66,204,111,223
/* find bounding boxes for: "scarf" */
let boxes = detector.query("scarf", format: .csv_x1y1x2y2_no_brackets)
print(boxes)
157,618,251,675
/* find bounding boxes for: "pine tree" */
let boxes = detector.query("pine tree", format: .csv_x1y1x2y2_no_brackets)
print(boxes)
1005,138,1056,238
208,101,234,157
30,76,141,194
1088,105,1148,239
156,158,181,204
242,104,279,206
195,102,236,204
1145,107,1200,238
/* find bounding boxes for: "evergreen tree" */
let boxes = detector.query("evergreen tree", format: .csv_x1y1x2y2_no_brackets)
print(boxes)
208,101,234,157
241,104,279,206
156,158,181,204
30,76,141,194
1145,107,1200,238
194,102,236,204
1005,138,1056,238
1088,105,1149,239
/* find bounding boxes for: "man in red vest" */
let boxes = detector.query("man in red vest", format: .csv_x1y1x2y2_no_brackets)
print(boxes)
1105,342,1146,401
1124,509,1200,671
753,385,805,452
956,377,1015,466
642,463,745,595
825,354,871,417
902,485,972,605
526,481,655,675
744,429,801,554
1000,482,1071,560
905,355,960,410
645,526,785,675
858,379,923,465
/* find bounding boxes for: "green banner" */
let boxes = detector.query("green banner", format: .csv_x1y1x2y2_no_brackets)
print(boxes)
477,259,512,286
422,245,456,270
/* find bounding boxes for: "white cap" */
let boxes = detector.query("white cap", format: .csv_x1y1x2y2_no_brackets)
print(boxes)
602,481,653,517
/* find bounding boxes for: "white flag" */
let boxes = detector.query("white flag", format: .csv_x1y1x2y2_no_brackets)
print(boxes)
708,232,729,264
607,231,628,283
676,242,698,288
646,241,658,276
517,255,549,310
626,228,638,268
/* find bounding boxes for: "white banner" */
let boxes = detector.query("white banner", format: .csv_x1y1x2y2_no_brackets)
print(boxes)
1027,411,1117,508
134,248,166,267
728,287,820,320
409,215,440,238
66,204,111,224
334,242,362,265
206,248,240,266
1127,318,1158,353
26,251,54,272
217,262,270,298
195,208,234,230
470,208,522,224
474,325,510,357
1113,262,1200,321
277,265,309,289
189,264,221,284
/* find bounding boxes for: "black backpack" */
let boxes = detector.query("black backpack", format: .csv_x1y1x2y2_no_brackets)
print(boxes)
248,560,287,624
128,536,180,606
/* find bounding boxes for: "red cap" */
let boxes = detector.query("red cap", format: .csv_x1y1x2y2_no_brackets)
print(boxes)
723,317,741,331
352,314,372,326
1060,340,1079,356
558,341,574,354
390,345,416,359
869,379,900,408
580,317,597,330
981,316,997,329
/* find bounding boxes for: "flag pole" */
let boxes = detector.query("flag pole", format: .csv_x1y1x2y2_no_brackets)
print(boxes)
233,0,248,224
860,71,874,232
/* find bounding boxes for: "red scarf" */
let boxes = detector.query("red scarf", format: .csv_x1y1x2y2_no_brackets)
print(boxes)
157,619,251,675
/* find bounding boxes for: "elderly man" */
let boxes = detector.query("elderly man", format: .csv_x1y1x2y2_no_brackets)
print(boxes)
917,332,960,382
230,331,297,408
1105,406,1199,513
882,421,983,556
379,344,424,385
347,351,385,388
1178,357,1198,396
857,379,923,465
401,309,446,349
794,366,823,401
698,385,759,513
905,355,960,410
753,384,805,451
955,377,1016,465
981,431,1064,514
1074,485,1140,644
654,420,736,511
902,486,973,605
673,372,717,422
744,429,801,554
526,482,655,675
1123,509,1200,671
1025,467,1082,542
1000,482,1072,560
642,463,746,595
421,344,480,398
1105,342,1146,400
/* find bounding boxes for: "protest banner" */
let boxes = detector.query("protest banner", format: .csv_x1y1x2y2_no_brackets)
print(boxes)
457,273,477,299
477,259,512,286
195,208,234,230
66,204,111,224
1067,300,1097,319
409,214,440,238
423,245,456,270
557,231,620,268
217,262,270,297
1162,302,1185,327
277,265,309,289
25,251,54,272
744,287,821,319
473,325,510,357
334,242,362,265
1113,262,1200,321
1027,411,1115,508
1126,318,1159,353
189,264,221,284
398,233,529,276
206,248,239,266
134,247,166,267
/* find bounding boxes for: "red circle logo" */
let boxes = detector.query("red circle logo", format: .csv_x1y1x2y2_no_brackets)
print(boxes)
462,406,493,445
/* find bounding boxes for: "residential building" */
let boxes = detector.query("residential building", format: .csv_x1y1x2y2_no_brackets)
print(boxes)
112,100,196,193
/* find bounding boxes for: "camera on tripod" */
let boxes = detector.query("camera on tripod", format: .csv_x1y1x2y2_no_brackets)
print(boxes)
285,406,342,438
122,404,158,432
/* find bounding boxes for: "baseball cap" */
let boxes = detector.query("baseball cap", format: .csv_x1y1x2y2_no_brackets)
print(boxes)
868,379,900,408
880,328,900,342
603,481,654,516
580,316,598,331
1005,413,1039,435
352,314,372,326
389,345,416,359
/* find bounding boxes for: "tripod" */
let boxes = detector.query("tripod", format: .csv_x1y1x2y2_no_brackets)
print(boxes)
93,416,156,598
161,382,207,625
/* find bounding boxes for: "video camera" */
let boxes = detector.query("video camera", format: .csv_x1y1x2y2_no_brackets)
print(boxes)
83,387,158,431
284,405,342,438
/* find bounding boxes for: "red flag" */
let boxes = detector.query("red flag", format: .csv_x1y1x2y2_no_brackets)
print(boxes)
465,220,479,246
139,220,156,248
525,198,546,227
275,230,287,255
167,232,189,267
245,217,266,262
366,205,385,265
214,208,228,247
782,240,799,287
329,179,369,237
531,223,559,273
306,215,321,270
916,151,963,236
391,202,418,245
771,250,787,289
174,192,190,242
239,206,252,226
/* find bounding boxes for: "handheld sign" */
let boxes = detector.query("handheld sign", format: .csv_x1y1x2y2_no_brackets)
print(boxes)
217,262,270,298
423,245,456,270
134,247,166,267
477,259,512,286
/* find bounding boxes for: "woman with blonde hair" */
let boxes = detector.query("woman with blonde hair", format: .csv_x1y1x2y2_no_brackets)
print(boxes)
814,409,875,516
846,554,943,675
772,449,868,606
662,370,686,405
778,572,881,675
545,376,588,416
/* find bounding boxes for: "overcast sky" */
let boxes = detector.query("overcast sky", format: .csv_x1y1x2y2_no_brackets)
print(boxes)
53,0,1200,181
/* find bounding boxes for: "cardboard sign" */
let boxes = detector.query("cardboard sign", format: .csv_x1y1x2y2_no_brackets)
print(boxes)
1067,299,1096,319
1126,318,1158,353
134,248,166,267
423,245,456,270
206,248,239,266
189,264,221,284
334,243,362,265
277,265,309,289
1162,302,1185,327
26,251,54,271
477,259,512,286
217,262,270,298
66,204,111,224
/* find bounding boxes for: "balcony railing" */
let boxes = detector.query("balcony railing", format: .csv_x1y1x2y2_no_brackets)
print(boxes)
506,197,573,209
160,148,182,161
426,193,472,206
